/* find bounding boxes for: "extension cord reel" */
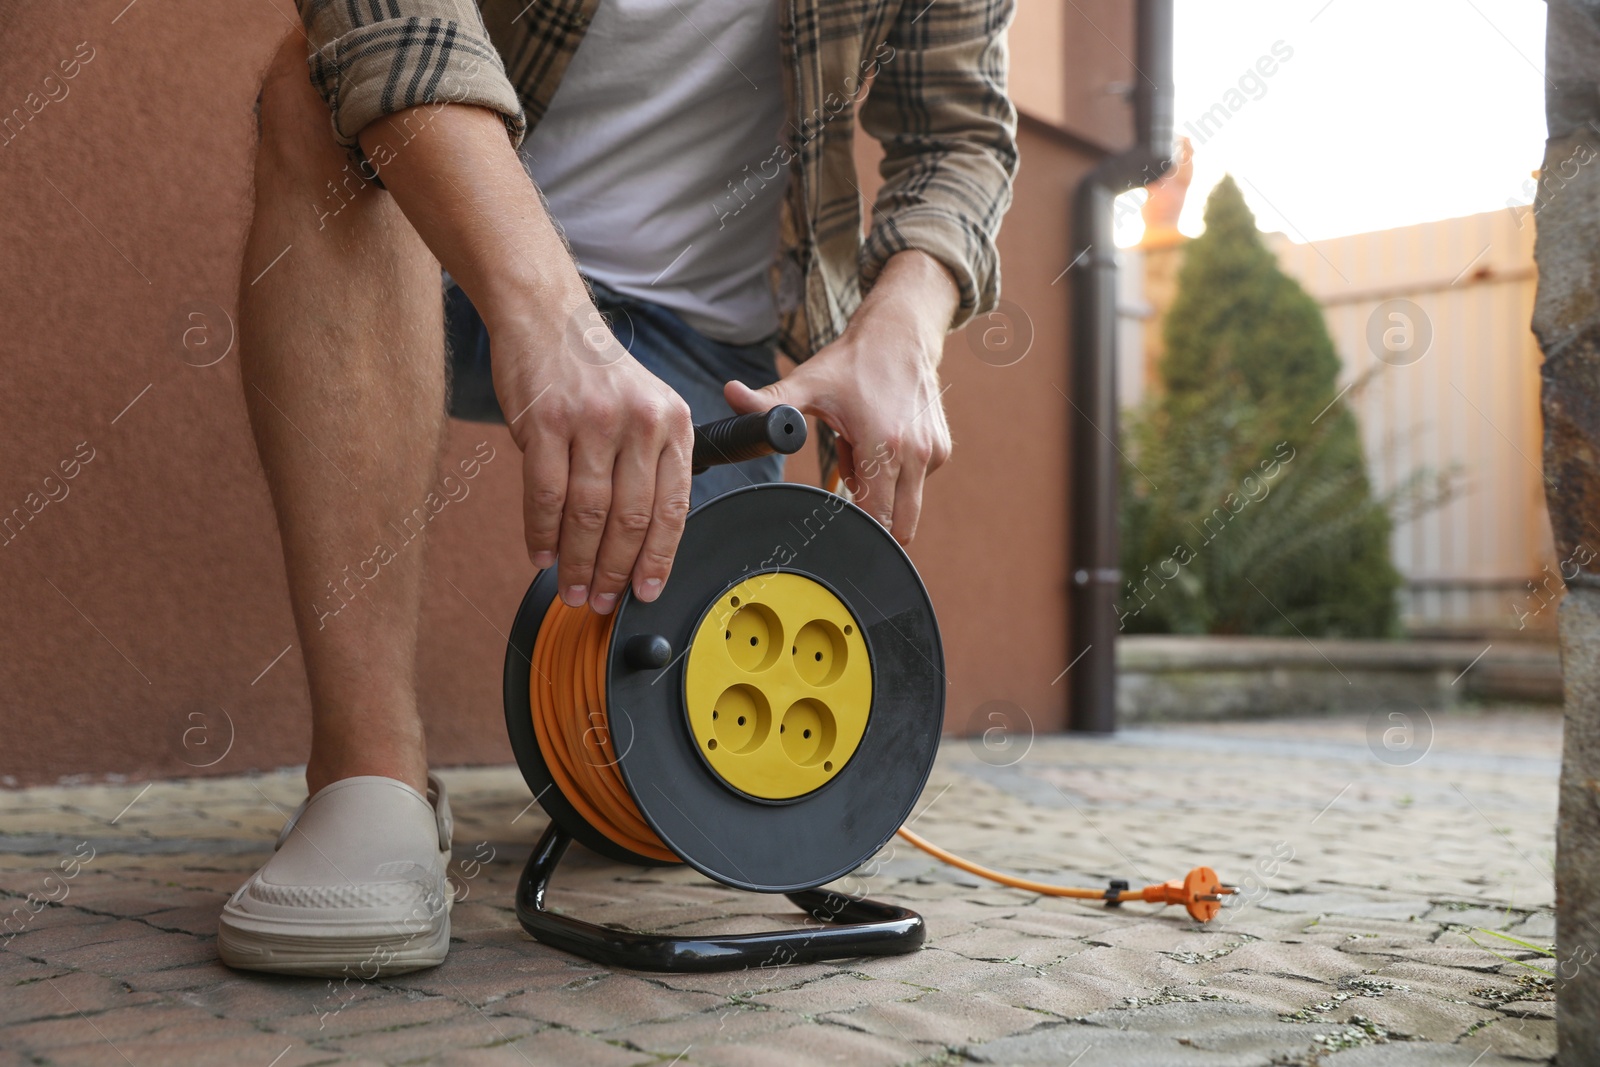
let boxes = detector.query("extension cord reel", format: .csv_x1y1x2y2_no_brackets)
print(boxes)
503,406,1233,972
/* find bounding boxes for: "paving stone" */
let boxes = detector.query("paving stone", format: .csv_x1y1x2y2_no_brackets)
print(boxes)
1269,894,1434,922
1083,921,1244,955
1199,940,1372,983
1320,1042,1533,1066
635,965,815,997
1506,912,1556,940
1324,989,1498,1043
1430,927,1541,956
1048,944,1194,988
752,972,921,1014
606,1004,802,1056
496,973,722,1030
0,956,66,987
433,1027,656,1067
1288,920,1395,943
69,933,222,975
850,946,998,988
447,900,520,935
822,988,1046,1045
391,942,602,1003
1197,969,1329,1015
118,959,241,993
0,969,143,1025
5,1004,250,1053
1326,931,1441,957
979,907,1121,940
1,913,128,956
928,925,1083,966
1498,998,1556,1020
1454,1013,1559,1060
1082,1001,1321,1049
26,1036,329,1067
970,1020,1273,1066
690,1017,922,1067
137,902,228,937
267,990,467,1039
45,886,186,918
433,1034,651,1067
1422,905,1529,930
327,1015,542,1061
1362,960,1525,1003
1210,908,1322,940
180,972,333,1021
1380,944,1517,972
983,971,1133,1018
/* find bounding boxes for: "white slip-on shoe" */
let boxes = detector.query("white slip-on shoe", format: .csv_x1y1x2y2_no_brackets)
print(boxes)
218,773,454,977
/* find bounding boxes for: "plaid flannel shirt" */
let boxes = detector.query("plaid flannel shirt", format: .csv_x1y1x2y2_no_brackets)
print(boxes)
299,0,1017,362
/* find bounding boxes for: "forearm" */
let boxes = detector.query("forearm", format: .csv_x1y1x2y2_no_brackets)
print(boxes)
356,103,586,339
357,102,692,611
848,250,961,359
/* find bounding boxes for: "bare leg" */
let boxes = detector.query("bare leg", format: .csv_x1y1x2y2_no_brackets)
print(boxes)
239,36,442,796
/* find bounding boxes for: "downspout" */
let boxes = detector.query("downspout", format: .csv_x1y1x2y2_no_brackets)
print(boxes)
1066,0,1174,733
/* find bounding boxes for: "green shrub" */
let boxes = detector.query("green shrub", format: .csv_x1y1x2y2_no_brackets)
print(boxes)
1118,176,1401,637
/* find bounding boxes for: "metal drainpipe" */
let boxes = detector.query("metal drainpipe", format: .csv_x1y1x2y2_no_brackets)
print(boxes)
1066,0,1175,733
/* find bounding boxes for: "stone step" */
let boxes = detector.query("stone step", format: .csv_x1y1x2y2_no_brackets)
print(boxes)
1116,636,1561,721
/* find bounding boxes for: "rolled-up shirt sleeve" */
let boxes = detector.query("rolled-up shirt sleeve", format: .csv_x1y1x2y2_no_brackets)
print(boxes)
299,0,527,153
857,0,1018,330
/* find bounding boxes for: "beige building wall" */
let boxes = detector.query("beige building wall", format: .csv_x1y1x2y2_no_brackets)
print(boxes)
1121,205,1552,636
1270,208,1550,635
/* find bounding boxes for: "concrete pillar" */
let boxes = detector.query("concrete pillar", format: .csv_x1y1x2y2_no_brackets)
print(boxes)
1536,3,1600,1057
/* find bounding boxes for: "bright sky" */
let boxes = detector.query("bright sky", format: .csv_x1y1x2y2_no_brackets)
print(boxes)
1114,0,1549,246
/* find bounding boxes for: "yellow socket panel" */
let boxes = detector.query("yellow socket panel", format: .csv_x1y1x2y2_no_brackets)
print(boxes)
683,573,872,800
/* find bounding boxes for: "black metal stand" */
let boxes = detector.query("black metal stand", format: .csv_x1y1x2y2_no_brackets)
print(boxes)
515,825,926,973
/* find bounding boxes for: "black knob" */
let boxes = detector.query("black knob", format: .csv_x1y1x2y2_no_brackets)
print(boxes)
691,405,807,474
623,633,673,670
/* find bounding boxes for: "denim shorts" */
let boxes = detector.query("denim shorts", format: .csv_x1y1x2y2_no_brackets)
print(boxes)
445,279,786,505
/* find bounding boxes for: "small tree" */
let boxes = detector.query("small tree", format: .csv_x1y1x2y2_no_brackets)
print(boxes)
1119,176,1400,637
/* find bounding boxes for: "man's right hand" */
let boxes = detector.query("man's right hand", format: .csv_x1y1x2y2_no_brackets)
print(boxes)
355,102,693,615
492,309,693,615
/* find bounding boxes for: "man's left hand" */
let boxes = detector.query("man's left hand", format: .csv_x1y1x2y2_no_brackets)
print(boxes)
724,250,959,545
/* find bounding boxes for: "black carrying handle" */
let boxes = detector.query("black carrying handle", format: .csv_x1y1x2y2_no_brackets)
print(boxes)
691,404,807,475
516,825,925,972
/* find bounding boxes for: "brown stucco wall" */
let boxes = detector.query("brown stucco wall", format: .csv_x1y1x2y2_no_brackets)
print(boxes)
0,0,1132,784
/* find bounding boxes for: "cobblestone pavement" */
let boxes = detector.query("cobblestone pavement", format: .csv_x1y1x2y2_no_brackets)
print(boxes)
0,708,1561,1066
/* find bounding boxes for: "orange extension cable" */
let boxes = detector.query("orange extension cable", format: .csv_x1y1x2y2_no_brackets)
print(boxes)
894,827,1232,921
530,596,678,863
530,596,1235,920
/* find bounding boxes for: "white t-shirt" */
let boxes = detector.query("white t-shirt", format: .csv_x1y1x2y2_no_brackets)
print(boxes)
521,0,789,344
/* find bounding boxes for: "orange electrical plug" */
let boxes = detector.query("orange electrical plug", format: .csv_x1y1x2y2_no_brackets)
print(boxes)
1122,866,1235,921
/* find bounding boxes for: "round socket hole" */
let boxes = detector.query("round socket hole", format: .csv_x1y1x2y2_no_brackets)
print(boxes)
725,603,781,672
792,619,847,686
780,698,836,767
712,684,770,754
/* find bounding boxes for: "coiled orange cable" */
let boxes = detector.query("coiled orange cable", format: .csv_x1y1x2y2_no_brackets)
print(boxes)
530,596,678,863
